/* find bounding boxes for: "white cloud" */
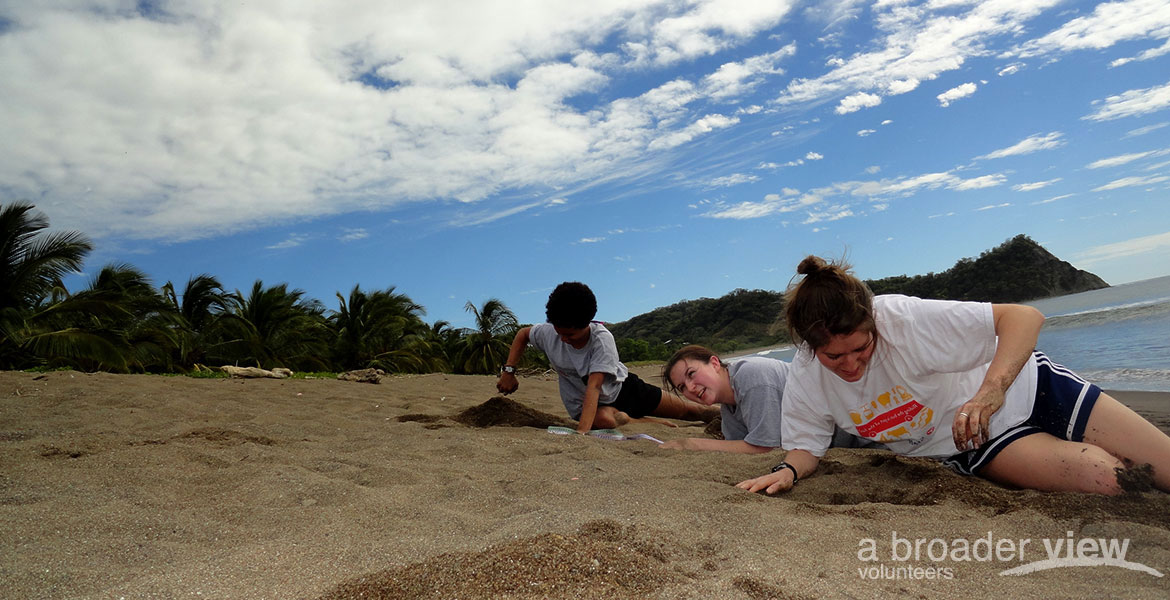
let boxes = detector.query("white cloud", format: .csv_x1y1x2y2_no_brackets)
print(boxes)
1111,38,1170,67
703,44,795,99
1012,178,1062,191
858,129,877,136
1032,193,1074,205
997,63,1023,76
648,113,739,150
1086,149,1170,169
708,173,760,187
267,233,312,250
836,92,882,114
881,119,893,125
778,1,1060,109
805,152,824,160
0,1,798,242
1013,0,1170,58
977,132,1065,159
578,237,606,243
976,203,1012,211
1084,80,1170,121
338,228,369,242
1091,175,1170,191
937,82,977,107
1124,122,1169,137
702,167,1006,220
1074,230,1170,266
953,174,1006,190
627,0,798,66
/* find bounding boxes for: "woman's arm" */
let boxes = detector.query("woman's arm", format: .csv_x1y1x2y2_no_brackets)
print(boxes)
736,449,820,494
952,303,1045,451
661,438,774,454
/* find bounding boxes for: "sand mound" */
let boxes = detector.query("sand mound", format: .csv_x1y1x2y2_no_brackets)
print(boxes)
452,396,574,429
316,520,680,600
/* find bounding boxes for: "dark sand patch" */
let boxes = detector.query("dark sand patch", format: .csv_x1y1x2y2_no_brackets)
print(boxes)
452,396,574,429
316,520,681,600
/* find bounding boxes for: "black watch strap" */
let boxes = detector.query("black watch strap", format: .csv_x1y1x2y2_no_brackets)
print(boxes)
771,461,799,483
501,365,517,374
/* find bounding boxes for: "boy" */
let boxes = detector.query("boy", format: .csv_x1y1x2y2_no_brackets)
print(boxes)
496,282,716,433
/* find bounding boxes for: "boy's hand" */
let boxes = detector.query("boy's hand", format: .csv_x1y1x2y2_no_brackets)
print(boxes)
496,373,518,394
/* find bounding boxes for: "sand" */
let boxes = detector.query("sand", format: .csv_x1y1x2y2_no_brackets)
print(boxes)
3,367,1170,599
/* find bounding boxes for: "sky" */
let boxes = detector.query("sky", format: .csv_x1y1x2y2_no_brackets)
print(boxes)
2,0,1169,329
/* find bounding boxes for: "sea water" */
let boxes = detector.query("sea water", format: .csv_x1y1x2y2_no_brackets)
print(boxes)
1025,275,1170,392
751,275,1170,392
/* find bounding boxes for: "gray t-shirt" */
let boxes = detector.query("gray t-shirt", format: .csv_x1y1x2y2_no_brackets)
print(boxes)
528,322,627,419
723,355,876,450
722,357,788,447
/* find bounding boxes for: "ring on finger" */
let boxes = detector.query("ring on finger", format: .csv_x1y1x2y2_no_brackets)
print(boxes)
958,412,969,417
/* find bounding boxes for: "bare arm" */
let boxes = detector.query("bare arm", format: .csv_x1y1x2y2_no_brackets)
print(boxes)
661,438,774,454
735,449,820,494
496,326,531,394
953,303,1045,451
577,371,607,433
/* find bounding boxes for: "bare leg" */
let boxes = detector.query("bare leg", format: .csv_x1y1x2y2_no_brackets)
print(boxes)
1081,393,1170,491
590,405,629,429
981,432,1124,495
651,391,719,422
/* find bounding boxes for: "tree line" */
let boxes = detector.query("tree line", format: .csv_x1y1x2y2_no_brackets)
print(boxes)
609,234,1110,359
0,202,544,375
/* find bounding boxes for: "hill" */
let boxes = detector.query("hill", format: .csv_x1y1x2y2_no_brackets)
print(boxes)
608,235,1108,359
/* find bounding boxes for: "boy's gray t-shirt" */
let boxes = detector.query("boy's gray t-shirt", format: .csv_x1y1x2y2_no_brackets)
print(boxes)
528,322,627,420
721,356,787,447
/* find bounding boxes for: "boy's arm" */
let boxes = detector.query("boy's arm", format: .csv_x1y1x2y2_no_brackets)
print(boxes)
661,438,773,454
496,326,532,395
576,371,607,433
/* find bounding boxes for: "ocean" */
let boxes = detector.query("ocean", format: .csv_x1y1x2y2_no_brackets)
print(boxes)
751,275,1170,393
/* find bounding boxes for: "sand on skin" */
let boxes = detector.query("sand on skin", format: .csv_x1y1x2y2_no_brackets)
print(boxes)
2,366,1170,599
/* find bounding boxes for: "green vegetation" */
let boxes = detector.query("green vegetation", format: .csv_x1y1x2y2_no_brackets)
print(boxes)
0,202,521,376
608,235,1109,358
1,202,1109,374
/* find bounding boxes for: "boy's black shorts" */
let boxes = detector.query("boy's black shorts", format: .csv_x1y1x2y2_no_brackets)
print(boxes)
609,372,663,418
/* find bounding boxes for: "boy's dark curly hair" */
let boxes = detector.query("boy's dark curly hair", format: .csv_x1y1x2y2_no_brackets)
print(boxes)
545,281,597,329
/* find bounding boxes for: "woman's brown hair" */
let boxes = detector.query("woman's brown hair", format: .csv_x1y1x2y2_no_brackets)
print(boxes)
784,255,875,350
661,344,727,394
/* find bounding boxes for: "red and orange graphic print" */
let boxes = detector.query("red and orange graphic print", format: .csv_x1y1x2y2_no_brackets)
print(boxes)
850,385,936,444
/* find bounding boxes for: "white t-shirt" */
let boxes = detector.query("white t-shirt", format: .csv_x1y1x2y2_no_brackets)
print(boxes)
528,322,627,419
781,295,1037,459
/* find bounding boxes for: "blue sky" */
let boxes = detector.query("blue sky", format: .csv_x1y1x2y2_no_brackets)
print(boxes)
2,0,1169,329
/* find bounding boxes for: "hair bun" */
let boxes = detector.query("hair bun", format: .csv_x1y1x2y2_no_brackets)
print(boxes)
796,255,827,276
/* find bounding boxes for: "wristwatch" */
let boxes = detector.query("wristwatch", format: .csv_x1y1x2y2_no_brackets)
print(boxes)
770,461,799,483
501,365,517,375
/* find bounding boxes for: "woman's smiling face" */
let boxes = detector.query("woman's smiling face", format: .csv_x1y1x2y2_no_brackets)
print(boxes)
667,355,730,405
815,329,875,382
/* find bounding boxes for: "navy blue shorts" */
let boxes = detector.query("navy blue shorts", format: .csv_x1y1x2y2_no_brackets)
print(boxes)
943,352,1102,476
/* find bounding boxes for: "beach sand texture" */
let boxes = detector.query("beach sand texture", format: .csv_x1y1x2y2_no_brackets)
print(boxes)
3,367,1170,599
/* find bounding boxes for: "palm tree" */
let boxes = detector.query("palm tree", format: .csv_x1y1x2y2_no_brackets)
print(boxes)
0,202,95,369
161,274,234,369
455,298,518,374
222,280,330,371
330,285,447,373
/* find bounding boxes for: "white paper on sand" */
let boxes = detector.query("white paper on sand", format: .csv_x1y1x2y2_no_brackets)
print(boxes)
547,426,663,444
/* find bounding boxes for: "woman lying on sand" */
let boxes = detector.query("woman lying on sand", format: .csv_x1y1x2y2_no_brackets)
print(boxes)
738,255,1170,496
660,345,872,453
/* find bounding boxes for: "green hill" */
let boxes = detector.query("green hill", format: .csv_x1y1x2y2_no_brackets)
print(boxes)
608,235,1108,359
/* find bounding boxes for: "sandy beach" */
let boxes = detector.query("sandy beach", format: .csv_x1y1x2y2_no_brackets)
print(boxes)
3,367,1170,599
